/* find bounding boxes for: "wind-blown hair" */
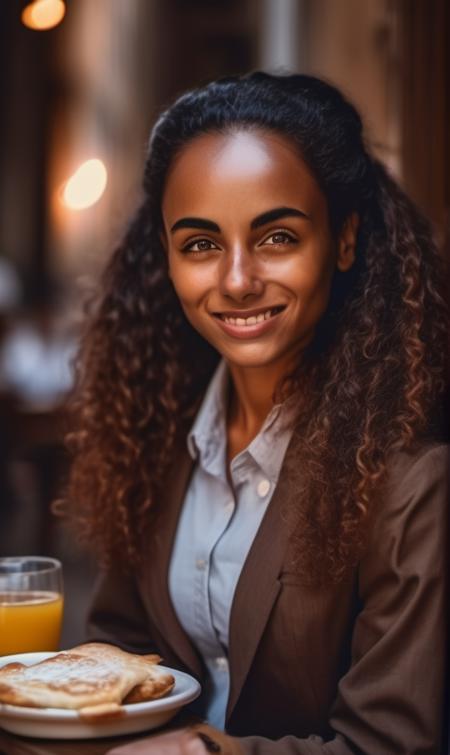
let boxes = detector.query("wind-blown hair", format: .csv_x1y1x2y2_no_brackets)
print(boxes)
64,72,448,583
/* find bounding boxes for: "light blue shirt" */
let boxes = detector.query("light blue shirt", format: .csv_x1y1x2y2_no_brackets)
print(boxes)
168,360,294,730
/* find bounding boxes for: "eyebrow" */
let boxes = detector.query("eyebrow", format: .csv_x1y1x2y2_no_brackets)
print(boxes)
171,217,220,233
170,206,310,234
250,206,310,229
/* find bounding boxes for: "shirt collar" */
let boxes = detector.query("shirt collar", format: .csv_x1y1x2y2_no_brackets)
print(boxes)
187,359,229,463
187,360,296,483
245,402,294,484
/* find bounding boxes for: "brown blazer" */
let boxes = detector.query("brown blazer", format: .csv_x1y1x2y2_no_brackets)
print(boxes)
87,438,448,754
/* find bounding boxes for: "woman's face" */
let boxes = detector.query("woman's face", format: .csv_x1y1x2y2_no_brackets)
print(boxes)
161,129,357,371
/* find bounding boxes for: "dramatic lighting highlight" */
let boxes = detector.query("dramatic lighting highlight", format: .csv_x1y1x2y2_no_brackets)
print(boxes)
62,159,108,211
22,0,66,31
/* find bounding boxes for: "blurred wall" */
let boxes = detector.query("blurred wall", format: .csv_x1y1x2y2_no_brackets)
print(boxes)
48,0,160,286
400,0,449,234
302,0,402,176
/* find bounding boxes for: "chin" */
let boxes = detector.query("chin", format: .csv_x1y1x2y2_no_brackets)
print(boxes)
220,346,285,369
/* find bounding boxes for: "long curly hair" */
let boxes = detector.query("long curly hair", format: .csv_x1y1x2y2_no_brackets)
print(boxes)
63,72,448,583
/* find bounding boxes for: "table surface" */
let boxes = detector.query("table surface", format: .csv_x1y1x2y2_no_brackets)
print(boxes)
0,710,194,755
0,729,128,755
0,728,152,755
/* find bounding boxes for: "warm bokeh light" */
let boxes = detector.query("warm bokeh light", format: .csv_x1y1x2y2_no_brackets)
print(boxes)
61,159,108,211
21,0,66,32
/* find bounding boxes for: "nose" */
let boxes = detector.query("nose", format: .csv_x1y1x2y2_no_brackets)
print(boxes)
219,244,264,301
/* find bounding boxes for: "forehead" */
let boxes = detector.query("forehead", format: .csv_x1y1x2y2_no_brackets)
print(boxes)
161,129,327,224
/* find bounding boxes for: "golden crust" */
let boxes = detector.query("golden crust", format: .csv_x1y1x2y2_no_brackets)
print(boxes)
124,673,175,704
0,643,174,712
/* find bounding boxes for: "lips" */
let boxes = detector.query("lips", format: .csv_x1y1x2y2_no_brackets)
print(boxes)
213,305,285,327
211,305,286,339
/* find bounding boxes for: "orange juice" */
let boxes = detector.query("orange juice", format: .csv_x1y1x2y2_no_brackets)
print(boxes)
0,591,63,655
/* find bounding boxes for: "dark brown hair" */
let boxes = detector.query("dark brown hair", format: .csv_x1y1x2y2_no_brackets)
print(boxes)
63,72,449,583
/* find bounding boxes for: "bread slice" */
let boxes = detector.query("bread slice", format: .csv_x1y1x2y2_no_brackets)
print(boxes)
0,642,174,713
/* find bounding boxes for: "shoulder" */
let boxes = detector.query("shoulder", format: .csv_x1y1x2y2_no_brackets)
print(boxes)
361,443,448,588
379,442,448,520
384,442,448,486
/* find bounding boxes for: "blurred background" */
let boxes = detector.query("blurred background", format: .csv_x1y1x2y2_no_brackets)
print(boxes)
0,0,448,647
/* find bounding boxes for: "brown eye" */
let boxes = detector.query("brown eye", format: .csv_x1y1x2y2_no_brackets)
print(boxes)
183,238,219,253
265,231,296,245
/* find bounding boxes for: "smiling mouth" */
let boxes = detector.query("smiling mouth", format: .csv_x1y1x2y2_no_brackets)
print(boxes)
213,305,285,327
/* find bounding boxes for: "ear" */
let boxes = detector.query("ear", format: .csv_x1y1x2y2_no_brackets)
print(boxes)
336,212,359,272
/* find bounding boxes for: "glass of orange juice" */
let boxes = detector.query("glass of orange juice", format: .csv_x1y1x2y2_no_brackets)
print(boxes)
0,557,63,655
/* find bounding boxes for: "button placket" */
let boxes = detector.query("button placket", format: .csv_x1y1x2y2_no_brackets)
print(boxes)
257,478,271,497
214,656,229,672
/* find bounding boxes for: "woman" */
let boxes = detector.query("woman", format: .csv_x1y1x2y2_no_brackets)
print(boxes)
64,73,448,754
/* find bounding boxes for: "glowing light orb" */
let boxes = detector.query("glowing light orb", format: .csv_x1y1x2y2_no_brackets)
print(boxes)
62,159,108,211
22,0,66,31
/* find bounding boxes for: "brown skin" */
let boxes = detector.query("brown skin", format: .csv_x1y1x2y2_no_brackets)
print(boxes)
162,129,358,459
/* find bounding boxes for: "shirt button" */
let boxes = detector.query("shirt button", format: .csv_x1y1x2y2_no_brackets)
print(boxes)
195,559,206,570
257,479,271,498
214,656,228,671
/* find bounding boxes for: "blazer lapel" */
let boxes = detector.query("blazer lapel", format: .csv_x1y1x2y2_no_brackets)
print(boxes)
143,443,204,679
141,426,300,710
226,431,299,720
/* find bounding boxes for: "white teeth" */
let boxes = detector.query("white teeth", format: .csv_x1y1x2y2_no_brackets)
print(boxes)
221,308,280,326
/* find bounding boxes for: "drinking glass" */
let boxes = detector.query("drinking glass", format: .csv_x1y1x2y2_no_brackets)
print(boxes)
0,556,64,655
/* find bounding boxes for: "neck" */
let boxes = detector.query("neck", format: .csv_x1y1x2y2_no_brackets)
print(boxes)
226,360,289,437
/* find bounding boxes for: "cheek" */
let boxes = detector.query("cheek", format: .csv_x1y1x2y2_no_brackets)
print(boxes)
301,274,334,325
278,252,334,304
302,264,334,302
168,255,193,303
169,270,191,307
168,258,211,315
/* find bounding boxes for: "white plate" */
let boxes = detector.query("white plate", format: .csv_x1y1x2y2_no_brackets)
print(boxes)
0,652,201,739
